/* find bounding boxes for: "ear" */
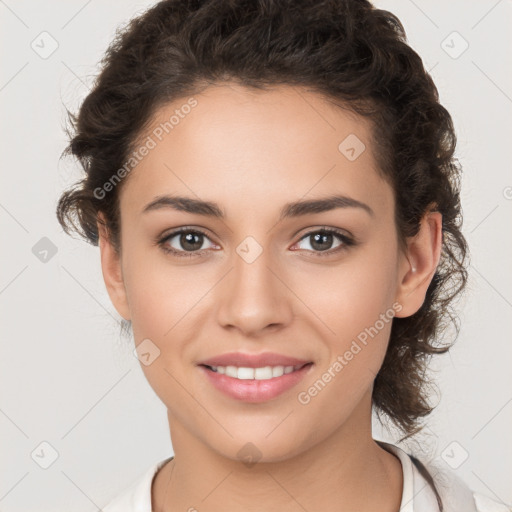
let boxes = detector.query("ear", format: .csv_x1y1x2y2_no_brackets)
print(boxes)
97,213,131,321
394,210,442,318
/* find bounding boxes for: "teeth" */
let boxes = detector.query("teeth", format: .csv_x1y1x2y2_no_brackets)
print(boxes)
236,366,254,379
209,364,304,380
225,366,238,378
271,366,282,378
255,366,273,379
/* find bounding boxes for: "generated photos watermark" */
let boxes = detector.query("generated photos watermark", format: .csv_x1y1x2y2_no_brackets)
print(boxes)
297,301,403,405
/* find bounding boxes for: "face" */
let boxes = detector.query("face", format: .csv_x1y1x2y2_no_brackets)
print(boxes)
99,82,440,463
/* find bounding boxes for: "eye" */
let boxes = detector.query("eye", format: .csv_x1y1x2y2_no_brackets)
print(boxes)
292,228,355,257
157,228,218,258
157,226,355,259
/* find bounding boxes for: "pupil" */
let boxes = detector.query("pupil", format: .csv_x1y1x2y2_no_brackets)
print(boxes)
312,232,332,251
182,232,202,251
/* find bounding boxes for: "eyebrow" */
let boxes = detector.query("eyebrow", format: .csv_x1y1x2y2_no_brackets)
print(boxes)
142,194,374,220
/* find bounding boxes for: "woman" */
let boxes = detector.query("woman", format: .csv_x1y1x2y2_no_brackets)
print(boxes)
56,0,509,511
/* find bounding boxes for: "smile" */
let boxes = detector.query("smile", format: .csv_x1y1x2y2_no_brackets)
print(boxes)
199,362,314,402
205,364,307,380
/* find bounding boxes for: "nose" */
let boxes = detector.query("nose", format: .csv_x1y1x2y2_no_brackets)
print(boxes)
215,243,294,337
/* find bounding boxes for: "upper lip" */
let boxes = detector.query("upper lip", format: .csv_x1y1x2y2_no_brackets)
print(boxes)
198,352,312,368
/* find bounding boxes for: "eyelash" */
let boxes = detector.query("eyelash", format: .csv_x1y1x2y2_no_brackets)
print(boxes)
156,227,356,259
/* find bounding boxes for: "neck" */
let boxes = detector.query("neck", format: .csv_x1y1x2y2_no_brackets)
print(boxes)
152,393,403,512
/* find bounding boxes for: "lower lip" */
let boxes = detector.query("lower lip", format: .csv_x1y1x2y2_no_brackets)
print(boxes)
199,364,313,403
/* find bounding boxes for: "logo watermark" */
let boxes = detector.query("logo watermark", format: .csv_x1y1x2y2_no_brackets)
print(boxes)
297,301,402,405
93,97,198,200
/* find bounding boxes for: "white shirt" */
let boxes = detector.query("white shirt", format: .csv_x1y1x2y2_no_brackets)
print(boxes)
102,442,510,512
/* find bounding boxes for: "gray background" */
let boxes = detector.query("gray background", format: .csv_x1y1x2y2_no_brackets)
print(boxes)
0,0,511,510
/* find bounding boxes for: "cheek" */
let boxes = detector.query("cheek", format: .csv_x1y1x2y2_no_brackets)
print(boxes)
121,246,212,392
298,238,399,391
296,283,397,430
304,240,399,339
123,247,205,339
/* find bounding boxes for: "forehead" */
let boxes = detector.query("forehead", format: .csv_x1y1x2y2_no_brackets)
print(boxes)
120,82,392,218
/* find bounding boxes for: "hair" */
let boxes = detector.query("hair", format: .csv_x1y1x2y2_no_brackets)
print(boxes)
56,0,468,448
411,456,444,511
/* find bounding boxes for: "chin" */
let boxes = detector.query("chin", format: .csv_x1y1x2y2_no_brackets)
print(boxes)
206,431,311,466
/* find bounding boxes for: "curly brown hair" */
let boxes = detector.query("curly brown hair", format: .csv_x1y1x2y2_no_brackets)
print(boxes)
56,0,468,440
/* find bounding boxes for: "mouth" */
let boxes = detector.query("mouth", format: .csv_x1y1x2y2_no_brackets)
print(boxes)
198,362,314,402
200,362,312,380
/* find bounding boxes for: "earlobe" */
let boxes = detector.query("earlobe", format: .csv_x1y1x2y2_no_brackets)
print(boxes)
97,213,131,321
394,211,442,318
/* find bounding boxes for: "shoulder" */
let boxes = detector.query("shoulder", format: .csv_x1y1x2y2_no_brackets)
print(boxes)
473,492,512,512
431,462,511,512
102,457,172,512
377,441,511,512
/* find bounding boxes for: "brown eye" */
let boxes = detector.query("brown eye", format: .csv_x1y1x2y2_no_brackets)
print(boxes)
176,231,205,251
293,228,355,257
158,228,217,257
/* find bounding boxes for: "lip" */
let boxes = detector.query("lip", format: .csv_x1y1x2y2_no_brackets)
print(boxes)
198,352,311,368
197,352,314,403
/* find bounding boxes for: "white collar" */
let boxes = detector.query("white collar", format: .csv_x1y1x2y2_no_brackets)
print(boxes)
103,442,498,512
377,440,440,511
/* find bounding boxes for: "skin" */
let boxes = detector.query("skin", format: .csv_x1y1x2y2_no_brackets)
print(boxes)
98,82,442,512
